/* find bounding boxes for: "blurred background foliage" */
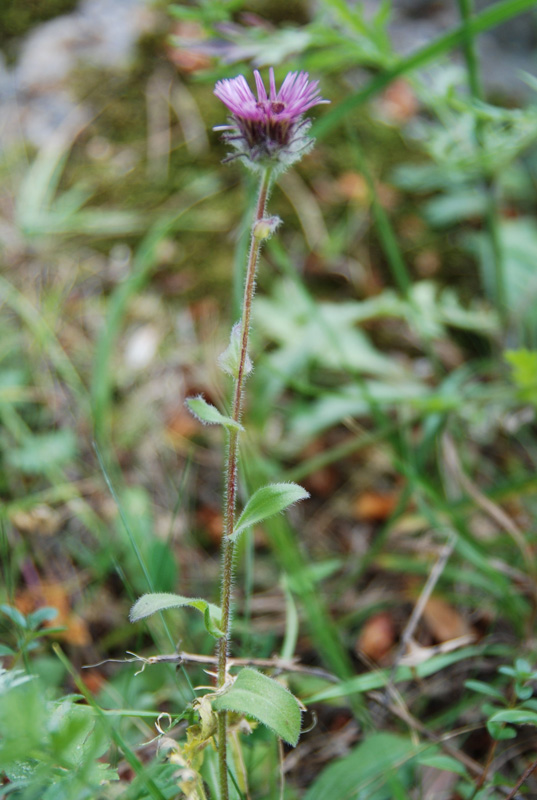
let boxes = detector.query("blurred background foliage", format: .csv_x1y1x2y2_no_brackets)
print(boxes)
2,0,537,797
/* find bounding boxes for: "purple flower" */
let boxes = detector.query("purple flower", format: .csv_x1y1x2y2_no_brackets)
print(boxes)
214,68,328,172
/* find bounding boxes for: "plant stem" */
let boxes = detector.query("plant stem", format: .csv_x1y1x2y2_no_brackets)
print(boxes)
217,167,272,800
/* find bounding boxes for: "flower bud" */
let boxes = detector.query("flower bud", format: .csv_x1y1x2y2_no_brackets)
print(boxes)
253,216,282,241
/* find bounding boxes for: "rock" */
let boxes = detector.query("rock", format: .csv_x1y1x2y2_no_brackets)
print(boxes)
0,0,155,151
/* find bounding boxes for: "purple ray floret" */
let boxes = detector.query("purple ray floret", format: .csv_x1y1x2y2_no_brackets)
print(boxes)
214,67,328,171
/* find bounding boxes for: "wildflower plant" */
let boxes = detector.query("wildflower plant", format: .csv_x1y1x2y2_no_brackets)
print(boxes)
129,68,328,798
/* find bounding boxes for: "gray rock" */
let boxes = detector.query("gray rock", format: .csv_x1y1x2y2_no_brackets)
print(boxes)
0,0,153,151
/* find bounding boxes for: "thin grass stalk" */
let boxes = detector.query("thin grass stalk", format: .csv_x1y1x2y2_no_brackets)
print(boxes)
345,125,411,297
457,0,508,327
217,167,272,800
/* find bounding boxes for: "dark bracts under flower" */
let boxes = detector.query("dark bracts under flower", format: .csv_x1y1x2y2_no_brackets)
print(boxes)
214,68,328,172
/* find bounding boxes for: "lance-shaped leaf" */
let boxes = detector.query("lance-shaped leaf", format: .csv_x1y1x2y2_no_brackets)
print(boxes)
212,667,302,746
185,395,243,432
230,483,309,543
129,593,224,638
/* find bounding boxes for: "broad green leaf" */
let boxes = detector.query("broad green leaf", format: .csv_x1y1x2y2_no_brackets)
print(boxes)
212,668,301,746
129,593,224,638
231,483,309,542
304,732,417,800
185,395,243,432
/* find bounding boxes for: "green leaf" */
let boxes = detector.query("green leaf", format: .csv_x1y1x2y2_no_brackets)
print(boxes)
304,732,417,800
465,679,506,702
231,483,309,543
218,322,252,380
185,395,243,432
312,0,537,139
417,754,468,777
488,708,537,727
27,607,59,629
307,645,510,703
487,720,517,740
0,605,27,629
505,349,537,405
129,593,224,638
212,668,302,746
6,430,77,476
468,219,537,331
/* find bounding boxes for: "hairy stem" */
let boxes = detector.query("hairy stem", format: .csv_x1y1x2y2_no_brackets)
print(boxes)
217,167,272,800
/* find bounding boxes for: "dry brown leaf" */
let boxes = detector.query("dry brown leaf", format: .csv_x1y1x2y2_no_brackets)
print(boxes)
166,408,200,440
16,581,91,647
356,612,395,663
337,172,369,204
81,669,106,694
399,635,476,666
10,505,62,536
422,596,474,642
414,249,441,278
378,79,419,123
354,491,399,521
166,22,211,73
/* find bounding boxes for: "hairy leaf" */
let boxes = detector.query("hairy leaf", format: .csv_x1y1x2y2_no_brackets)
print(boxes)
130,593,224,638
185,395,243,431
212,668,301,746
230,483,309,542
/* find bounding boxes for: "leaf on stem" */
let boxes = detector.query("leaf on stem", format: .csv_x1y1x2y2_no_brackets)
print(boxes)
212,667,302,746
217,322,252,380
129,593,224,638
487,708,537,740
230,482,309,543
185,395,243,432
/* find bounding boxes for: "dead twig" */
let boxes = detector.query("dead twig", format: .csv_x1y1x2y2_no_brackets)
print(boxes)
503,754,537,800
386,530,457,692
442,433,535,582
84,651,339,683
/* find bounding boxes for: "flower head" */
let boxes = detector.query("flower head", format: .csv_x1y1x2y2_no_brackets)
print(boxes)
214,68,328,172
